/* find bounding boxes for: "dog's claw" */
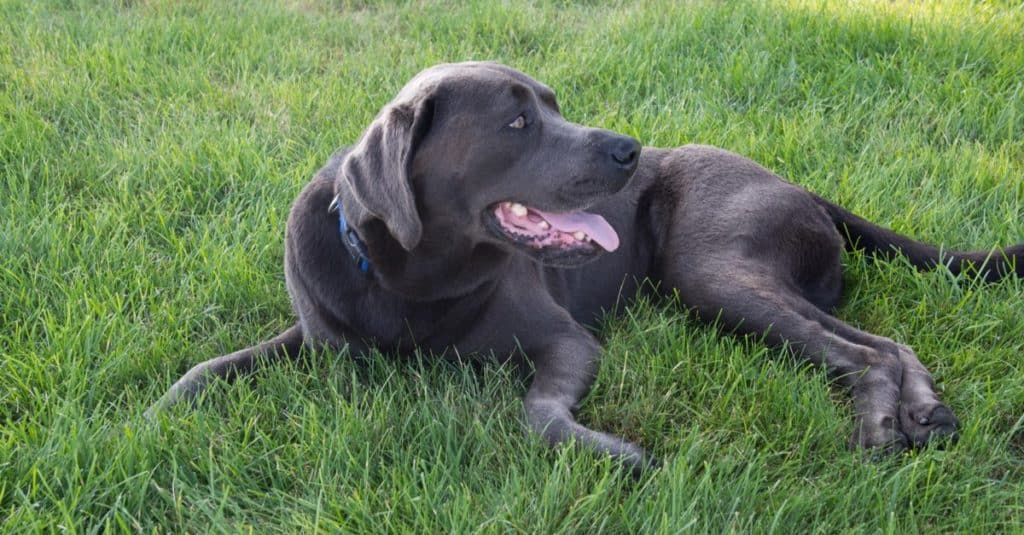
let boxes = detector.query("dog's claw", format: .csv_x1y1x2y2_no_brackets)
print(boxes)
900,403,960,448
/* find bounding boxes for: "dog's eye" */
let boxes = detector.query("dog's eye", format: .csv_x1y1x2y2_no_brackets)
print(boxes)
508,114,526,129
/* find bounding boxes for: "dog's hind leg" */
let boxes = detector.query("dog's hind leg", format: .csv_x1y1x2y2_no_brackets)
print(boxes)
895,345,960,446
792,309,960,447
668,266,914,452
145,323,305,418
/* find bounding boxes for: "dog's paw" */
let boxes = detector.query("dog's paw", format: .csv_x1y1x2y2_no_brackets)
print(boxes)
142,405,160,421
850,416,909,458
627,449,662,478
899,402,960,448
606,440,660,478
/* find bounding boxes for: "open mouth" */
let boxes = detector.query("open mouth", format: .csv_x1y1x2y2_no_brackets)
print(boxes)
489,201,620,253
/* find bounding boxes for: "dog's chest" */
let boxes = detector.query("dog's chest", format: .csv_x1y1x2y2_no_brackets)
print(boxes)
346,282,498,355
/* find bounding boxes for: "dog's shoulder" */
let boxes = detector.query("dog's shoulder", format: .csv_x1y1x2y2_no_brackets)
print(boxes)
315,147,353,183
289,146,355,226
285,147,366,296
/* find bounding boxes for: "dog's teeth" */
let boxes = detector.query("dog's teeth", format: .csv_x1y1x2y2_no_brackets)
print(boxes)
538,221,550,230
574,231,587,241
510,203,528,217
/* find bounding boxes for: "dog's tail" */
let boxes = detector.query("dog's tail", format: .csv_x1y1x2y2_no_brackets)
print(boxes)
813,194,1023,282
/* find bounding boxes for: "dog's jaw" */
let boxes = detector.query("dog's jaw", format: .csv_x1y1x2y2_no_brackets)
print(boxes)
483,201,618,267
492,202,620,252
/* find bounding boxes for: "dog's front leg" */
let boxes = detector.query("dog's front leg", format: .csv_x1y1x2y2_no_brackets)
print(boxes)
523,330,656,476
147,321,379,418
146,323,335,417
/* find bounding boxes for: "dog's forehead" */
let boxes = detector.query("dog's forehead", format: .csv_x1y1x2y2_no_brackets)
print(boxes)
397,62,555,104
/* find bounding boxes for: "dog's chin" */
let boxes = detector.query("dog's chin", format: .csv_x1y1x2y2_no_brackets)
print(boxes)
532,244,606,268
483,203,612,268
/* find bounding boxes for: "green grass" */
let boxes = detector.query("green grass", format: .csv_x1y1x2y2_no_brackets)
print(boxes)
2,0,1023,531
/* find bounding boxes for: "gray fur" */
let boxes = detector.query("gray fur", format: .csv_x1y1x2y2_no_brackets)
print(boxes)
150,62,1024,474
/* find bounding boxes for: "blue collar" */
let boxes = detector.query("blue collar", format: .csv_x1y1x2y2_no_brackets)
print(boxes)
330,196,371,274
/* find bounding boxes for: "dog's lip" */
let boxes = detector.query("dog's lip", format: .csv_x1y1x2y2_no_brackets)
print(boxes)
487,201,619,252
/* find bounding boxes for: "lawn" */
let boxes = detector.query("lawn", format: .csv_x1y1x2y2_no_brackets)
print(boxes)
2,0,1023,532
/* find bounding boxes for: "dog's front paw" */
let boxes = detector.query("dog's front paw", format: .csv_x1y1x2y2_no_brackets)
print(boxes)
144,373,209,419
624,446,661,478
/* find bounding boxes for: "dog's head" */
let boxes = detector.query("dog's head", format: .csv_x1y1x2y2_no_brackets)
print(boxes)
341,61,640,268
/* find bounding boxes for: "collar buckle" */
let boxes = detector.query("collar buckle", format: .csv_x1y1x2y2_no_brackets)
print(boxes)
333,196,372,274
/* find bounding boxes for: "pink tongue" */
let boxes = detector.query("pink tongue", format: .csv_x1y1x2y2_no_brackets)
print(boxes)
533,209,620,252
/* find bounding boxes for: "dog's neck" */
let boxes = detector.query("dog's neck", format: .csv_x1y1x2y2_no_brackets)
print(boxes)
336,191,511,302
330,196,372,274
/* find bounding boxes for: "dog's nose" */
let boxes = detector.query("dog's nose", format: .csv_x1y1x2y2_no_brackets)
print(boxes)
610,136,640,170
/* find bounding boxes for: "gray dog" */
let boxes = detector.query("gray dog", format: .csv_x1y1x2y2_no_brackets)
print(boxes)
150,62,1023,474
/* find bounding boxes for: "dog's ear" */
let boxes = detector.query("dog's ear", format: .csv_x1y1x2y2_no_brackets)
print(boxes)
342,97,435,251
